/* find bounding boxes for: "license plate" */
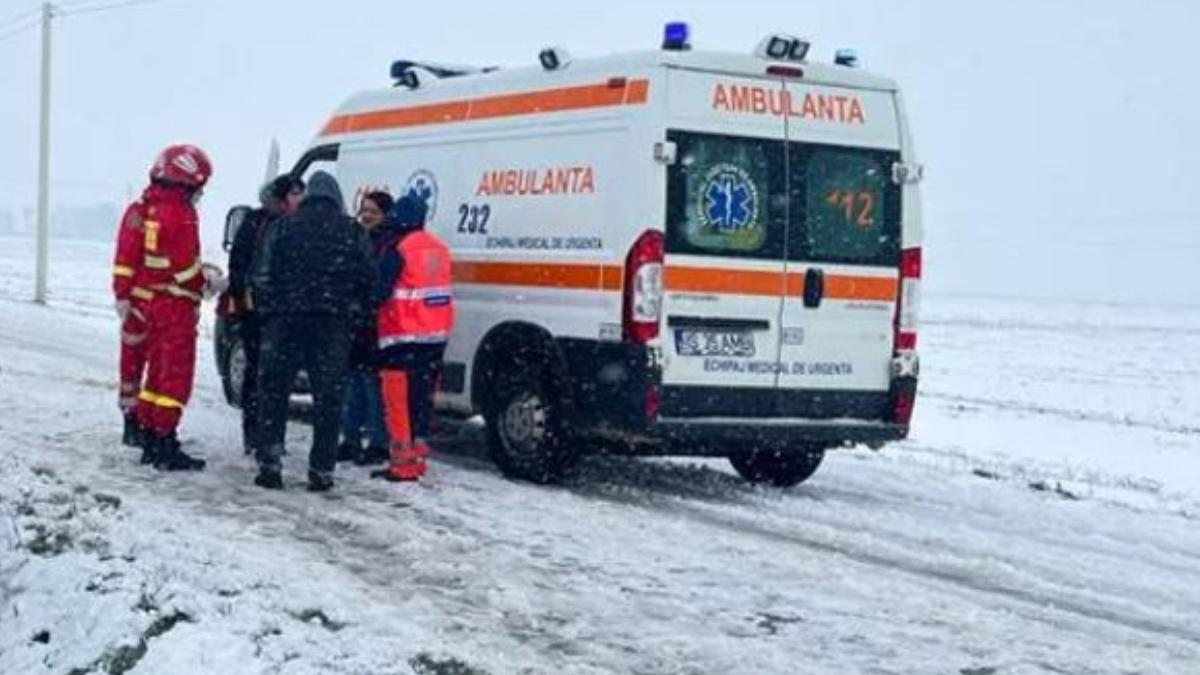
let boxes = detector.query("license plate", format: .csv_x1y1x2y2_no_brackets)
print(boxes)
675,329,756,357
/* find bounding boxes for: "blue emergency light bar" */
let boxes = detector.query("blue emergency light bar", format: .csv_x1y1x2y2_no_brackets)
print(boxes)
663,22,691,51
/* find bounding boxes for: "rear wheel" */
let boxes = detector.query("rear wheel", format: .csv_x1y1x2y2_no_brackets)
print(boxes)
729,444,826,487
483,357,574,484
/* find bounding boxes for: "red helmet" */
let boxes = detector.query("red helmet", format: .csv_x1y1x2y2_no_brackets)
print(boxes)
149,144,212,189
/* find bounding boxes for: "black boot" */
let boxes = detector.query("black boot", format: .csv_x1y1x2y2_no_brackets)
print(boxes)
307,470,334,493
254,470,283,490
355,444,389,467
336,441,361,464
122,414,144,448
139,431,159,466
154,433,206,472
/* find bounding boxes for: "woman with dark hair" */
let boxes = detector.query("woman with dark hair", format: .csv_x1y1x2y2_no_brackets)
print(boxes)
339,190,395,464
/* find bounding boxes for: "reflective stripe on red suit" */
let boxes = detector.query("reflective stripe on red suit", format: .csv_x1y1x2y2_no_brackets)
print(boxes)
112,184,206,435
113,200,149,412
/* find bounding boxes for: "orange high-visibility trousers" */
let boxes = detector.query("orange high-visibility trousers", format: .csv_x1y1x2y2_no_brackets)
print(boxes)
381,369,426,480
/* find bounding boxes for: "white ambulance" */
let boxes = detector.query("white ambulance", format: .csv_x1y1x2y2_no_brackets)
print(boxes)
224,26,924,486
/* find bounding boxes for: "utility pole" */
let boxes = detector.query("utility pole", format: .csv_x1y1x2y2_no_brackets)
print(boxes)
34,2,53,305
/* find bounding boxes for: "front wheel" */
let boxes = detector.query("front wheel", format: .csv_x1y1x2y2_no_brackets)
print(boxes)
483,362,573,484
729,444,826,487
223,335,247,408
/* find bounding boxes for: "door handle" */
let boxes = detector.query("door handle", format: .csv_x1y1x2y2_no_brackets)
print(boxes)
803,268,824,308
667,316,771,331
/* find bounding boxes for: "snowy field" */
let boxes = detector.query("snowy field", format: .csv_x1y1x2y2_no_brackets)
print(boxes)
2,236,1200,674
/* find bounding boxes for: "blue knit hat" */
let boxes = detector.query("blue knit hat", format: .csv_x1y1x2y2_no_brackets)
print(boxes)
391,194,427,228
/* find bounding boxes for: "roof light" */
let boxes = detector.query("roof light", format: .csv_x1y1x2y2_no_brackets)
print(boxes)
662,22,691,51
755,34,810,62
835,48,859,68
539,47,572,71
766,65,805,79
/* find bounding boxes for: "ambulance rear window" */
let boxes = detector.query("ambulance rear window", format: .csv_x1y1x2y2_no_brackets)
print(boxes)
794,147,900,265
665,131,785,259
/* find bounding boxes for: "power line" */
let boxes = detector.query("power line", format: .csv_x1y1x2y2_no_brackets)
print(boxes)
58,0,180,18
0,6,41,31
0,16,38,44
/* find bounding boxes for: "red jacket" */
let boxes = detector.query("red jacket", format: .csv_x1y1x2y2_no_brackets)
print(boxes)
377,229,454,348
112,184,205,304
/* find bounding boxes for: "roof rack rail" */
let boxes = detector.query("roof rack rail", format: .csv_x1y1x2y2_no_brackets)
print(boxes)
390,60,498,87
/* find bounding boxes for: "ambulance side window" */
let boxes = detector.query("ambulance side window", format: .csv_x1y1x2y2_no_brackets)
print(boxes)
665,131,785,260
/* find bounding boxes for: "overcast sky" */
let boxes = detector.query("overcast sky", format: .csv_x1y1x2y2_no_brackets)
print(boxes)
1,0,1197,304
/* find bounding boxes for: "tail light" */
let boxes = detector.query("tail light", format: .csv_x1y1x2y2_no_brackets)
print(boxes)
644,385,661,422
895,247,922,351
891,247,922,427
623,230,664,343
892,385,917,426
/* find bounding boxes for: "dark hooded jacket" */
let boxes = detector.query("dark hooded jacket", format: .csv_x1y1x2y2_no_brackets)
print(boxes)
252,171,375,320
225,176,300,315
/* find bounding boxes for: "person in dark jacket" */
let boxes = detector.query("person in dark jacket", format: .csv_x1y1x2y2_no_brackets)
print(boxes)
338,190,394,465
223,174,304,456
250,171,375,491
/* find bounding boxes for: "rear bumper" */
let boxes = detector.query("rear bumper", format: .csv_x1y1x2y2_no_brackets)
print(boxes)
657,417,908,443
607,417,907,456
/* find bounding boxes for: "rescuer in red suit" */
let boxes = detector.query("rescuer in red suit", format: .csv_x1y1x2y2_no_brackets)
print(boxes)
111,144,216,471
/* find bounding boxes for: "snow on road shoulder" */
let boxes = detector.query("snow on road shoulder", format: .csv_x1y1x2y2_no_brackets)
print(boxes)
0,450,457,675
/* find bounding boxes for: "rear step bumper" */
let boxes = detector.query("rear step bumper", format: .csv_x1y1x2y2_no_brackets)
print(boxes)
603,417,908,456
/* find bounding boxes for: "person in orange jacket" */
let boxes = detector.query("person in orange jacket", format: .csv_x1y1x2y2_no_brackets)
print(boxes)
111,144,216,471
371,194,454,482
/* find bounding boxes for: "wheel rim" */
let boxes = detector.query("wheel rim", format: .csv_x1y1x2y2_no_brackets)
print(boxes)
228,342,247,402
498,392,549,458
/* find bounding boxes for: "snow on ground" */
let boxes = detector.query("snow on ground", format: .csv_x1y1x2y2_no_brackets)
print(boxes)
2,236,1200,674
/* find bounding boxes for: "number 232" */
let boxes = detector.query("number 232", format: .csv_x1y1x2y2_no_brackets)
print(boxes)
457,204,491,234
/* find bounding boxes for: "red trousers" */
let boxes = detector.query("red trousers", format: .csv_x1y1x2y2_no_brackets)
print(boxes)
118,303,149,414
135,298,198,435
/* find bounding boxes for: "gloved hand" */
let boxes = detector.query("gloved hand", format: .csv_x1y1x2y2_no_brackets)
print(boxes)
201,263,229,300
115,300,131,321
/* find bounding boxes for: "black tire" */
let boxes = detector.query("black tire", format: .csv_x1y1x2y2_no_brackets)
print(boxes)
222,334,247,408
729,444,826,487
483,356,573,484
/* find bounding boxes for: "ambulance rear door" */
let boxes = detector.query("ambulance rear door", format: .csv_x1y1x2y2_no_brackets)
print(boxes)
775,82,903,419
659,69,788,417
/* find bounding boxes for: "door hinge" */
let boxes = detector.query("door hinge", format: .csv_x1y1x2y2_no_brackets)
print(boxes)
891,162,925,185
654,141,678,165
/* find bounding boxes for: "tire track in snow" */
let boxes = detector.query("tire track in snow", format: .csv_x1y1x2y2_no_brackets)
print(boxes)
565,467,1200,649
922,389,1200,436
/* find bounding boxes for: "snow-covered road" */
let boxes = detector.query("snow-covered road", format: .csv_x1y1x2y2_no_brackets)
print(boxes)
2,237,1199,674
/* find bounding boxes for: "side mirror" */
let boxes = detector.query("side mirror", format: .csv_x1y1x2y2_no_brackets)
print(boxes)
223,205,253,252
